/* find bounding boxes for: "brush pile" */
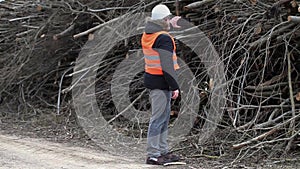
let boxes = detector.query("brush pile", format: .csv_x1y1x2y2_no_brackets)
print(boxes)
180,0,300,158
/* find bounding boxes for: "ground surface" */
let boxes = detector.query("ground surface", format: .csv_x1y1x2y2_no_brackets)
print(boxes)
1,133,300,169
1,116,300,169
0,134,157,169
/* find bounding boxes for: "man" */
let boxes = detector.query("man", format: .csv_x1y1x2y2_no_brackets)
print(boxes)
141,4,182,165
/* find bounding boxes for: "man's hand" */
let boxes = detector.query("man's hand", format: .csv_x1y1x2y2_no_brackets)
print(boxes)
172,89,179,99
169,16,181,28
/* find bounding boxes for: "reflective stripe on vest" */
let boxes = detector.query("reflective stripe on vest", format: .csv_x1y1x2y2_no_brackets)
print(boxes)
141,31,179,75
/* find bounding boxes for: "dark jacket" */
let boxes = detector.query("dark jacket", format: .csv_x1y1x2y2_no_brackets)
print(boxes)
143,20,179,91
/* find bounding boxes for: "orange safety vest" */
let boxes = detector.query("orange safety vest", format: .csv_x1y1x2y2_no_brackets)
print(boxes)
141,31,179,75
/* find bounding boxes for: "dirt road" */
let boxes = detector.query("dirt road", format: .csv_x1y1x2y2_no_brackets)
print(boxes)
2,133,296,169
0,134,157,169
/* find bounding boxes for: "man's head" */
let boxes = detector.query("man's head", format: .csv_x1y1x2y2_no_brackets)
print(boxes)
151,4,171,20
148,4,181,31
149,4,172,30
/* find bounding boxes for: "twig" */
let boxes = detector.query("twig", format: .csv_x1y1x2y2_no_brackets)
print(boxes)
189,154,220,159
184,0,215,10
227,104,298,111
0,3,17,10
232,128,278,150
61,69,90,94
87,6,132,12
256,0,272,8
9,15,44,22
175,0,180,16
271,0,293,8
249,22,294,48
16,29,35,37
244,82,288,91
73,14,127,39
57,67,74,115
254,110,293,129
254,98,291,129
53,24,75,40
21,25,40,29
249,131,300,150
286,51,296,152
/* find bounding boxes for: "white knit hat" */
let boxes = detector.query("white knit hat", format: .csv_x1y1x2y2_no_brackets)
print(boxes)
151,4,171,20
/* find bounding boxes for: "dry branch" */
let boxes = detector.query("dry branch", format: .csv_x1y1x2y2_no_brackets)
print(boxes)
184,0,215,10
232,128,278,150
244,82,288,91
248,23,295,48
53,24,75,40
271,0,293,7
73,15,125,39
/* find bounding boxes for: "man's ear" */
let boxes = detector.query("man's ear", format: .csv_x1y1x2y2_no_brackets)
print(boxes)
161,20,170,30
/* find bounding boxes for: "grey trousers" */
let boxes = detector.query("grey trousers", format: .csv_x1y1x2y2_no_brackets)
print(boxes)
147,89,172,158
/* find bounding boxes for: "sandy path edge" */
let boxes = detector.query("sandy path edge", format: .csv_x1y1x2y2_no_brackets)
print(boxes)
0,134,158,169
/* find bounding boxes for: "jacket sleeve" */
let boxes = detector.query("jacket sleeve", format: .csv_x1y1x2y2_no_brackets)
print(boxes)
153,34,179,91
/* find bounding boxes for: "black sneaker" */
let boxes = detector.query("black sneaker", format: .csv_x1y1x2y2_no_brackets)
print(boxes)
162,152,181,162
146,156,171,165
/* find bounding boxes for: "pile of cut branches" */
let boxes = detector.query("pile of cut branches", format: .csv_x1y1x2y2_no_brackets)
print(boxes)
180,0,300,159
0,0,155,142
0,0,152,115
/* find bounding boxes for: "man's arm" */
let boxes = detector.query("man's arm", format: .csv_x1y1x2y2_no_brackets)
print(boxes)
153,34,179,91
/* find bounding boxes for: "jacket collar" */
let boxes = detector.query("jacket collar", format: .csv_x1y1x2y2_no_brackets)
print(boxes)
144,17,169,34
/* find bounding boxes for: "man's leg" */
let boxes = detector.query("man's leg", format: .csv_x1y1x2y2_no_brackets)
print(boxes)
147,89,169,158
158,91,181,162
159,90,172,155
